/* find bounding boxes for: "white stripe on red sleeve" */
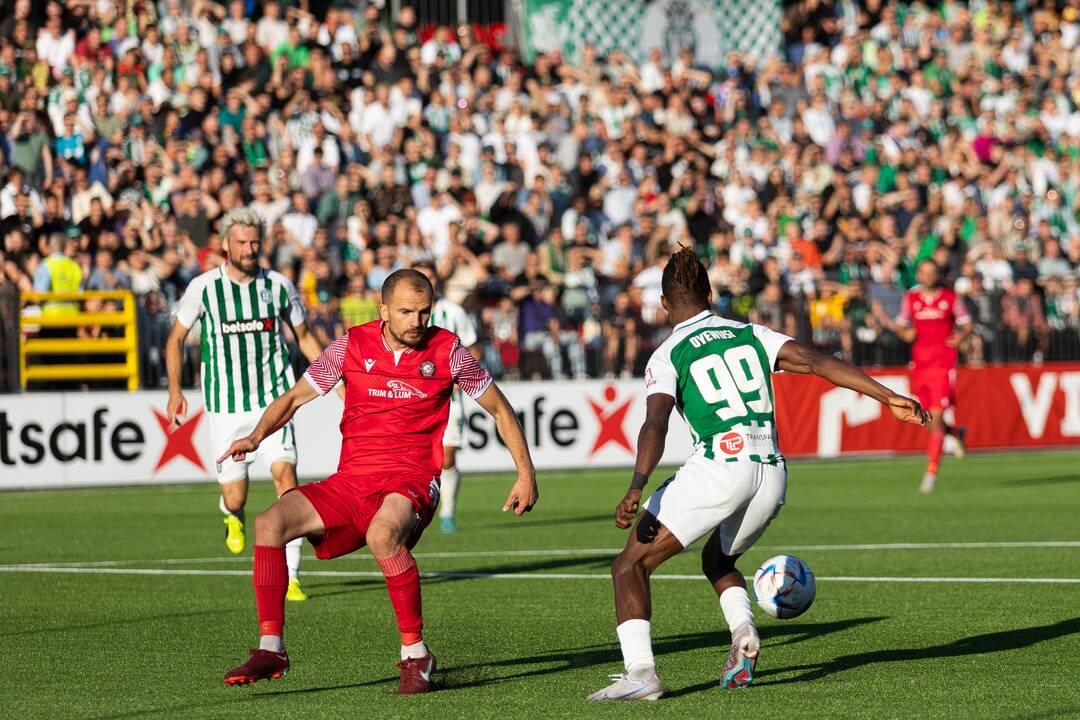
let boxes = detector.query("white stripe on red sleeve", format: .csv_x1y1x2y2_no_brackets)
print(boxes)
450,342,492,398
303,335,348,396
952,295,972,326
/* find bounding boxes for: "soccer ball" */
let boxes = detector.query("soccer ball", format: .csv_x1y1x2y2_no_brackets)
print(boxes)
752,555,816,619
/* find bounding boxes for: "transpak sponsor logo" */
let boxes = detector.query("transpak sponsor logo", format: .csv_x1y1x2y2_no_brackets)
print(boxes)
718,431,744,455
587,385,634,456
220,317,274,335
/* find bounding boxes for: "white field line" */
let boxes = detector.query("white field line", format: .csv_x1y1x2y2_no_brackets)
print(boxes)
10,540,1080,570
1,564,1079,584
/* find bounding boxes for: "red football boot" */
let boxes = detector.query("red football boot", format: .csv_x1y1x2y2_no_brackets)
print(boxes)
396,652,436,694
223,648,290,686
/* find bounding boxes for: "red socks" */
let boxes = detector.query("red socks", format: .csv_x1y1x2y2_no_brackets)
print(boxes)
927,429,946,475
254,545,287,637
377,548,423,643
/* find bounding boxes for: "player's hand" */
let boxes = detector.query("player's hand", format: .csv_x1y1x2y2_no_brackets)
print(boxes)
886,393,931,426
945,332,963,348
615,489,642,529
167,391,187,425
218,435,260,464
503,474,538,515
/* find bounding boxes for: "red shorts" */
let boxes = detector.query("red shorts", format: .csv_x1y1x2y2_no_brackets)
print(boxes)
912,367,956,411
292,471,439,560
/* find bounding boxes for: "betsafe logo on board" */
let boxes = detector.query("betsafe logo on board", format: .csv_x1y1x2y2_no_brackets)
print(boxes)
0,405,207,475
464,384,637,457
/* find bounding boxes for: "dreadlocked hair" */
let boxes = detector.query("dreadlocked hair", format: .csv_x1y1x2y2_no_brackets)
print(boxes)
661,244,710,307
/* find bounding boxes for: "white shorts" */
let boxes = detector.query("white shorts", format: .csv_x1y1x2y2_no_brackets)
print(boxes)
441,391,465,449
644,453,787,554
209,410,297,484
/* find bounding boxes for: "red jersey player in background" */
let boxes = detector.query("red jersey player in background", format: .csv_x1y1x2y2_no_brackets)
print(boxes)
876,260,972,492
218,269,538,693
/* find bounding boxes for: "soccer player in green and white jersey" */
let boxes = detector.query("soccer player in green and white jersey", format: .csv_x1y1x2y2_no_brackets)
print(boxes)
165,208,327,602
588,247,929,701
414,263,482,534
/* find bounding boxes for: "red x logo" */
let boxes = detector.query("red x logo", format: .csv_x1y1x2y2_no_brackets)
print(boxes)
587,385,634,456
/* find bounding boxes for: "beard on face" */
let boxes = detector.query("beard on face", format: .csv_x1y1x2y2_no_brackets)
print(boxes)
230,253,258,274
389,323,426,347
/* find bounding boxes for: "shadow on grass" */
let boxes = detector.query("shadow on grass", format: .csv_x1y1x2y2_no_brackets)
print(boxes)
89,616,879,717
760,616,1080,685
306,553,617,597
995,474,1080,488
93,616,1080,717
2,608,234,639
256,616,886,699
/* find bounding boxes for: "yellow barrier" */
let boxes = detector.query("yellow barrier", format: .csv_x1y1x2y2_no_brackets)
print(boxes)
19,290,140,391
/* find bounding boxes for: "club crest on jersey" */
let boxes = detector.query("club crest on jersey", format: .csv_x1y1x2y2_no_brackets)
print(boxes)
368,379,429,400
364,358,375,372
259,288,272,304
220,317,274,335
420,360,435,376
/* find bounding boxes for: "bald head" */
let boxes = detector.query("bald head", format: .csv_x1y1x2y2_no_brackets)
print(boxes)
381,268,433,304
379,269,434,349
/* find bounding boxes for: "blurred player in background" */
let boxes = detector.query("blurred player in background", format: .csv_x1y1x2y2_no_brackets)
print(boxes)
875,260,972,492
166,208,326,601
218,269,537,694
589,248,928,701
415,262,481,534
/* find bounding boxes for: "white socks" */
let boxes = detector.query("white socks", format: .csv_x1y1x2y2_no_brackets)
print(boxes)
219,494,245,524
259,635,284,652
439,466,461,519
401,640,428,660
285,537,302,581
616,619,655,679
719,586,755,635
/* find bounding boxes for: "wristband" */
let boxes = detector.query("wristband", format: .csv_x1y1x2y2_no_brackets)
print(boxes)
629,472,649,491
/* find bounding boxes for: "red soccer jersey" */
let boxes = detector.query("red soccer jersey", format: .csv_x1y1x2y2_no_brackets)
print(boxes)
303,321,492,477
896,287,971,370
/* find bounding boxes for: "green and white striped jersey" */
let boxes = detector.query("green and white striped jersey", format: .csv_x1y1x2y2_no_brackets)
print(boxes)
645,310,793,464
174,266,306,414
429,297,478,347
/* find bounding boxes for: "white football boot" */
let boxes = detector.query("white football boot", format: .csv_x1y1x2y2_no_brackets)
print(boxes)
587,671,665,701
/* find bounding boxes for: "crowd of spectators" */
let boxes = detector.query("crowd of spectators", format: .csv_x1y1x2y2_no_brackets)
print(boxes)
3,0,1080,388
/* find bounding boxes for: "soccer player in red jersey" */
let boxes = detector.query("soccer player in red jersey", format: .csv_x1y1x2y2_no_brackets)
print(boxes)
877,260,972,492
219,269,538,693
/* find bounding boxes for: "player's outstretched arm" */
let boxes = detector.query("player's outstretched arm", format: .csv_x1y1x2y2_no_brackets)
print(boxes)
218,380,320,463
776,341,930,426
165,319,191,424
615,393,676,529
474,383,538,515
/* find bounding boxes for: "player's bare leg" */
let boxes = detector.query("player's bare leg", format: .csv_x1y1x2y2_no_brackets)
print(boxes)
702,529,759,689
438,447,459,534
367,493,436,694
588,512,683,701
922,410,947,493
220,479,249,555
271,460,306,601
224,490,325,685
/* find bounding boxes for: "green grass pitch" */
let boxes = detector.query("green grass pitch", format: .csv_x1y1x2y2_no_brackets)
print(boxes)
3,450,1080,719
